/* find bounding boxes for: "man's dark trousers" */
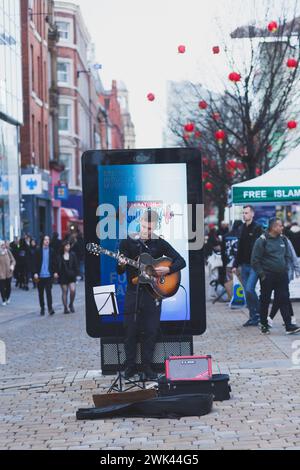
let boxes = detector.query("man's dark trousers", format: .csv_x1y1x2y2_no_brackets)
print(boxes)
123,288,161,368
38,278,53,311
260,272,292,328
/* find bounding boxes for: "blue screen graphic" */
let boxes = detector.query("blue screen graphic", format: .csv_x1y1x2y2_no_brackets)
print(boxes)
97,163,190,322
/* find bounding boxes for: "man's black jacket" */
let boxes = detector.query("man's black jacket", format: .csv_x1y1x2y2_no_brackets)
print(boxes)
34,247,58,276
117,235,186,289
233,221,263,267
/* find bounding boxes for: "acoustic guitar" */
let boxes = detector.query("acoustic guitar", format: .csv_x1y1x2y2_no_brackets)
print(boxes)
86,242,181,299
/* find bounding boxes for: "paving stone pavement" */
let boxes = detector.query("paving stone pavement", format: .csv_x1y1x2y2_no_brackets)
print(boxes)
1,282,300,450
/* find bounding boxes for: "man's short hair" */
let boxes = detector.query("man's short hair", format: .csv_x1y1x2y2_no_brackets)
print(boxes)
141,209,159,225
268,217,282,231
242,205,255,213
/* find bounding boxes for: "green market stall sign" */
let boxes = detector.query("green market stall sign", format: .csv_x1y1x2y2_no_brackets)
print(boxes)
232,186,300,203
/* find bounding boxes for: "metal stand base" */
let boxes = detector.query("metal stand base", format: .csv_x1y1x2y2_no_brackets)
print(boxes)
107,372,147,393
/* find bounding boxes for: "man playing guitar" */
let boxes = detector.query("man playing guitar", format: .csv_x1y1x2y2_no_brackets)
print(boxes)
117,209,186,381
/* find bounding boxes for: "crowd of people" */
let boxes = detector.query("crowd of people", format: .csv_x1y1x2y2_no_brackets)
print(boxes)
205,206,300,336
0,231,85,315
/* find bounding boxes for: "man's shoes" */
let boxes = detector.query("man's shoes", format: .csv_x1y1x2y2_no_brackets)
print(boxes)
64,308,70,314
261,325,270,335
69,304,75,313
243,319,259,327
49,309,55,316
40,309,45,316
140,367,158,381
124,366,137,380
286,325,300,335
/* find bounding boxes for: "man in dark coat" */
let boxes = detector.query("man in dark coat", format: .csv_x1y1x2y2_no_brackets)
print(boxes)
33,235,58,315
117,210,186,381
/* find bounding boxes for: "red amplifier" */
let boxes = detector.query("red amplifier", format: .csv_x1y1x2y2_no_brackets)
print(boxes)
165,355,212,381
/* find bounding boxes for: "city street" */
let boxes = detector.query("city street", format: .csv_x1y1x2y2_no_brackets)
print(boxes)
1,282,300,450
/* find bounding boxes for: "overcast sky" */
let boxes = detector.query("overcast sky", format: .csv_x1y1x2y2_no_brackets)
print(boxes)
64,0,300,148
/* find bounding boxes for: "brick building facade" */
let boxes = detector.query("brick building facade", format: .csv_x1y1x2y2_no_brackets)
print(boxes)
20,0,60,238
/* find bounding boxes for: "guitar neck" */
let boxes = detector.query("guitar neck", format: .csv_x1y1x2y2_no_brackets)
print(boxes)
96,246,138,269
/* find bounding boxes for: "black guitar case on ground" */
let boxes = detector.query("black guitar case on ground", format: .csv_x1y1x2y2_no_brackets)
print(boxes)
158,374,231,401
76,393,213,420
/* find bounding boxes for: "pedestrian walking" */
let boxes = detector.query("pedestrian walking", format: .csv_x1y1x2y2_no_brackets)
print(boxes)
267,235,300,327
50,232,62,259
222,220,243,270
10,236,21,288
251,217,300,335
29,238,38,288
33,235,59,316
71,231,85,280
18,238,30,290
0,240,16,306
232,205,263,326
24,234,32,288
58,240,79,314
204,225,221,259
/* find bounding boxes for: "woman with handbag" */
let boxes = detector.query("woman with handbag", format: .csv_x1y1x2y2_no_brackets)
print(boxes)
0,240,16,305
58,240,79,314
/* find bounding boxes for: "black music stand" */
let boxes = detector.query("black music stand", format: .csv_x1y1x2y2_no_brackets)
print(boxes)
94,285,146,393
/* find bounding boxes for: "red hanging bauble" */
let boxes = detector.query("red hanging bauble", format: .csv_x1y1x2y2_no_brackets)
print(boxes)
194,130,202,138
212,46,220,54
202,157,209,166
228,72,241,82
199,100,208,110
287,120,297,129
255,168,261,176
215,129,226,144
212,112,220,121
287,58,298,68
227,159,237,170
184,122,195,133
147,92,155,101
205,182,213,191
202,171,209,180
268,21,278,32
178,45,186,54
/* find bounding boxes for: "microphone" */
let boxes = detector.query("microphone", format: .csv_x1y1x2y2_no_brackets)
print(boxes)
134,234,148,250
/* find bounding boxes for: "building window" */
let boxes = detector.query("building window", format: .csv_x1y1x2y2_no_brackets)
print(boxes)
59,153,73,185
30,45,35,93
38,121,43,167
57,62,71,85
56,21,70,41
58,104,71,132
37,55,42,99
94,129,101,149
44,61,47,102
32,115,35,154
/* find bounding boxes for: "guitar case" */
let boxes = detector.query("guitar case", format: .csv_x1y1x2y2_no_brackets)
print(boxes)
76,393,213,420
158,374,231,401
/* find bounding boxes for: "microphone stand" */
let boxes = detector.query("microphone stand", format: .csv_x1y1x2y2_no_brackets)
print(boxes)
133,239,144,324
